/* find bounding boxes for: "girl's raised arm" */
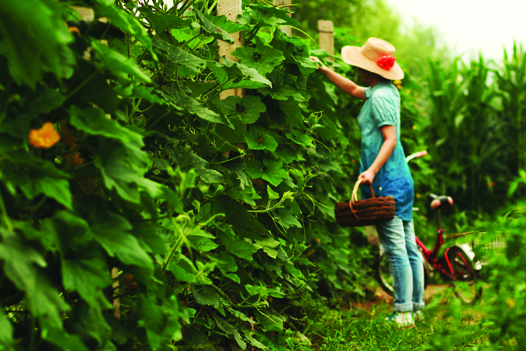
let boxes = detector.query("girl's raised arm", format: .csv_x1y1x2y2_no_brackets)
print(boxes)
310,57,367,100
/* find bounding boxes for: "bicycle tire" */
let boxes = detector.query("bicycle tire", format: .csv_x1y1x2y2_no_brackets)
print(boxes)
446,245,482,305
375,252,429,296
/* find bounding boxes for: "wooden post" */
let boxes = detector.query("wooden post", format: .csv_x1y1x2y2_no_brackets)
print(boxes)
318,20,334,62
273,0,292,37
217,0,243,99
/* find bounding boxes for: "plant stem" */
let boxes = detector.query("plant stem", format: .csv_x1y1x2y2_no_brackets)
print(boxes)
0,190,13,232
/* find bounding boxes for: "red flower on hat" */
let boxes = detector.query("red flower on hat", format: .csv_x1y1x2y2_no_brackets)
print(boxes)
376,55,396,71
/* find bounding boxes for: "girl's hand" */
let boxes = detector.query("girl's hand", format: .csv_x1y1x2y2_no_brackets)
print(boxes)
358,169,375,185
310,56,326,71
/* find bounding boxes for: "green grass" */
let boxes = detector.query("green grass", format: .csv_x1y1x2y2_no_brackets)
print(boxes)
291,289,497,351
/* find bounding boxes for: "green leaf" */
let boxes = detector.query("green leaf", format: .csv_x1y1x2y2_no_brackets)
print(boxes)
196,168,224,184
273,207,302,229
246,126,278,151
91,40,151,83
232,39,285,75
210,251,239,283
286,129,315,147
245,159,264,179
226,61,273,90
279,98,304,128
0,0,75,88
91,210,153,273
140,6,191,32
261,158,289,186
19,173,72,208
114,84,166,105
2,151,73,208
255,310,285,332
62,248,112,309
169,254,199,283
187,236,219,252
216,95,266,124
217,227,259,261
192,286,220,308
0,235,69,329
239,4,298,28
0,311,13,350
40,319,92,351
153,38,206,74
159,87,224,124
93,0,152,54
70,106,144,144
254,237,280,258
260,71,305,101
70,108,163,203
194,10,234,43
211,196,269,235
209,15,246,33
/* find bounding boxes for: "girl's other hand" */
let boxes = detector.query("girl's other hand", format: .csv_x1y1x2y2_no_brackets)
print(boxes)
358,169,375,185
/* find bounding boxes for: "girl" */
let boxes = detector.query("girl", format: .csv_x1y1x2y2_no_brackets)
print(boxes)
311,37,424,327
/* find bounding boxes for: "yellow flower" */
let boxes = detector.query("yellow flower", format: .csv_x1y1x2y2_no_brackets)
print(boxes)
29,122,60,148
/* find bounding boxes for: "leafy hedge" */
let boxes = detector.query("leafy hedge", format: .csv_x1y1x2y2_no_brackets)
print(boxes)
0,0,389,350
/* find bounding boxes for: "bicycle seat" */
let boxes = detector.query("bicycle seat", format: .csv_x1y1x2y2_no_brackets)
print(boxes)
428,194,453,210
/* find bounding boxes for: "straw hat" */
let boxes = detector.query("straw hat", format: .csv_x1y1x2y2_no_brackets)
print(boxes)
341,38,404,80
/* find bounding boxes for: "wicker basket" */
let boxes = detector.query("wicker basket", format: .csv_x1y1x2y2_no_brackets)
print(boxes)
335,179,395,227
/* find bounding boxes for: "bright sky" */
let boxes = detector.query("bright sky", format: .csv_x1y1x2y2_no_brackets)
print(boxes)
386,0,526,60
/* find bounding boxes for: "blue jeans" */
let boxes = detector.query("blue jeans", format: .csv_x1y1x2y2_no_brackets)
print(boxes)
376,217,425,312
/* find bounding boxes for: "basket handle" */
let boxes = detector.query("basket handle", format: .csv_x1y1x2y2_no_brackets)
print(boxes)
350,178,375,204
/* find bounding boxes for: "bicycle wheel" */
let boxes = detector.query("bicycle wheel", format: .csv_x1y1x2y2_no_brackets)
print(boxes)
375,252,429,296
446,245,482,304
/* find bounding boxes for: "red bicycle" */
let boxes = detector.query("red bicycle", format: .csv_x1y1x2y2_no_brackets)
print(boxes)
374,151,483,304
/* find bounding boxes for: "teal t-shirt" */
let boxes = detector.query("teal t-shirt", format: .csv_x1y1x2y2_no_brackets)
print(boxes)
357,81,414,221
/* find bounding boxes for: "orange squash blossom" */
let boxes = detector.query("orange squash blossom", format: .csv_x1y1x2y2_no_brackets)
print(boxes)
29,122,61,148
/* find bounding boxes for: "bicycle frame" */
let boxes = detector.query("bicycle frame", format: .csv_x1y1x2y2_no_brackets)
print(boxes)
406,151,478,281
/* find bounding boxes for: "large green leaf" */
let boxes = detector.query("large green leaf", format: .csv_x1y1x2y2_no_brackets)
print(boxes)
217,228,258,261
192,286,220,308
239,4,298,28
209,14,246,33
159,87,224,124
216,95,266,124
211,196,269,235
91,40,151,83
232,39,285,75
0,0,75,89
93,0,152,53
0,311,13,350
90,208,153,273
260,71,305,101
286,129,315,148
153,38,206,74
70,107,162,202
1,151,72,208
208,59,272,90
62,248,111,309
246,158,289,186
70,106,144,144
246,126,278,151
140,6,191,33
194,10,234,43
0,235,69,329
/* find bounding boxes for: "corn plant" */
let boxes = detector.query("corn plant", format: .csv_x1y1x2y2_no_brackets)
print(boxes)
495,43,526,191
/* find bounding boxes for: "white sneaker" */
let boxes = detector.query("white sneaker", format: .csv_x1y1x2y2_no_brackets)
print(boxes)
385,312,415,328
